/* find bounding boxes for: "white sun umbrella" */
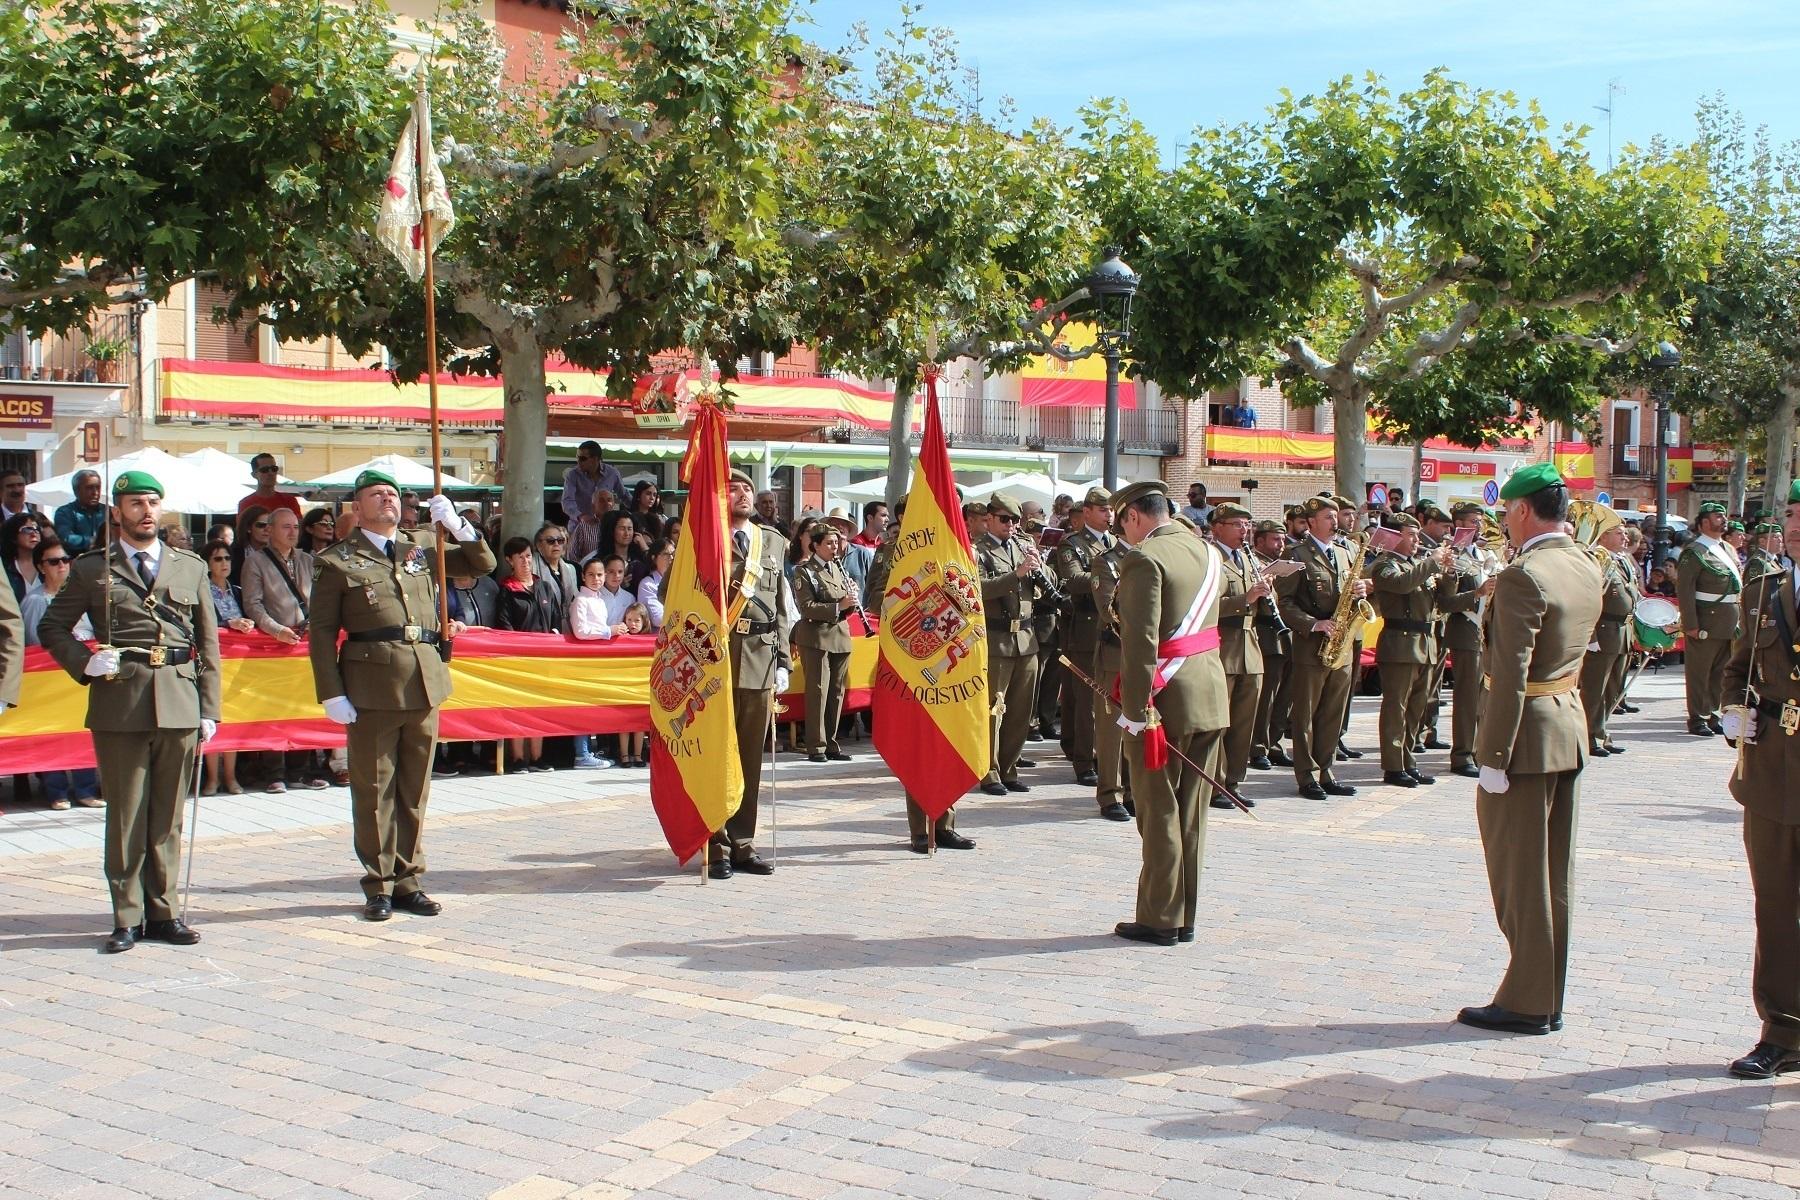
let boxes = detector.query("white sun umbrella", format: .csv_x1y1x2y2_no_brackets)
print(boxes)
830,475,890,506
306,453,460,488
962,471,1061,508
24,446,242,514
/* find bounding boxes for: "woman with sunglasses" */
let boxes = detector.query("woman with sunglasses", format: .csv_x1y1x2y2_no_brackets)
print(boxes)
199,539,253,795
20,534,101,809
3,511,43,600
230,505,273,587
299,507,338,553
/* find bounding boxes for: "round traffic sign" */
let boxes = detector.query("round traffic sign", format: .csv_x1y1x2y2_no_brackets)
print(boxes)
1482,480,1500,506
1595,490,1612,507
1368,483,1389,508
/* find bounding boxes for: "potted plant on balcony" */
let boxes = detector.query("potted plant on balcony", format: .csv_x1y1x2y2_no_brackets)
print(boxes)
83,335,128,383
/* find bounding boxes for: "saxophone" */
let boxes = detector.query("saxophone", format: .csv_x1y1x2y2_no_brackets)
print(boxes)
1319,533,1376,670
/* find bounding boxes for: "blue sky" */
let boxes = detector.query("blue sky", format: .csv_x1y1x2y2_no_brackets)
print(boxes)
798,0,1800,163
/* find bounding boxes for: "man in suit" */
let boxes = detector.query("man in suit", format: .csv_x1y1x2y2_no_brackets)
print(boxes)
309,469,497,919
1052,488,1115,786
40,470,221,953
1581,522,1640,757
1207,502,1266,806
976,492,1040,796
1678,500,1743,736
1274,497,1369,800
1719,479,1800,1079
1249,520,1294,770
1458,462,1602,1035
1110,481,1229,946
1446,503,1499,778
1091,535,1136,822
1371,513,1454,788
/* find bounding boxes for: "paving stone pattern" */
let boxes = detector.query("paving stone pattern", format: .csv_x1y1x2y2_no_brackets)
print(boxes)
2,664,1796,1199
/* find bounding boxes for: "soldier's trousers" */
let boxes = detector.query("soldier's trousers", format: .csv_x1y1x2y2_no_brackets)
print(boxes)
1253,654,1291,757
985,653,1039,785
1378,662,1430,773
1687,632,1731,721
1744,810,1800,1051
1037,647,1062,735
1130,723,1223,930
1094,658,1132,810
1580,649,1626,745
798,645,849,756
93,728,197,929
714,686,773,861
1449,645,1483,768
1418,650,1449,742
1222,669,1263,785
1288,655,1354,784
906,793,959,840
347,707,439,901
1476,768,1581,1018
1061,640,1097,775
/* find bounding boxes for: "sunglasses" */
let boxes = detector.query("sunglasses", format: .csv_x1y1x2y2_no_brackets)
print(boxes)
209,554,230,562
253,522,270,530
42,555,71,566
994,514,1020,524
540,536,567,545
20,526,40,535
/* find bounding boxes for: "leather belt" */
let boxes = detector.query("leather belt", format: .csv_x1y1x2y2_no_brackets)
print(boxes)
1695,591,1739,604
1482,670,1580,697
987,618,1027,634
1254,617,1282,629
118,645,193,667
1597,615,1626,626
1217,615,1247,630
348,625,440,645
1384,618,1430,634
733,619,777,636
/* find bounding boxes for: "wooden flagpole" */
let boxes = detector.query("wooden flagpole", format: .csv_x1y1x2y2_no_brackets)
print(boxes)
414,82,451,644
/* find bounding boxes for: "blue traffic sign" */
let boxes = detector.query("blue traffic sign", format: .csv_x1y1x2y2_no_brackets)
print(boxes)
1482,480,1500,506
1595,490,1612,507
1368,483,1389,508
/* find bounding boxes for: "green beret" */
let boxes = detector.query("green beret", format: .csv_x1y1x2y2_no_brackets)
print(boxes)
1450,502,1484,519
1697,500,1727,517
1789,479,1800,504
1110,479,1168,516
1082,486,1112,508
1301,496,1335,518
1208,502,1251,523
985,491,1020,518
964,501,988,518
1253,519,1284,535
1727,519,1745,533
1416,503,1449,523
352,468,399,495
1753,521,1782,534
1383,512,1420,530
1283,505,1305,521
728,468,755,488
1332,495,1357,510
111,470,163,499
1499,462,1564,502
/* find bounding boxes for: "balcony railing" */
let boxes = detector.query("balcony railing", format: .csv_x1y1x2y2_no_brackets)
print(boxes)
1611,443,1644,476
0,311,135,384
829,395,1182,457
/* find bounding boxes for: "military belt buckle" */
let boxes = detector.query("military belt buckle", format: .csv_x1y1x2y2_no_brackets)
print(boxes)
146,646,167,668
735,619,750,635
402,624,423,644
1782,701,1800,737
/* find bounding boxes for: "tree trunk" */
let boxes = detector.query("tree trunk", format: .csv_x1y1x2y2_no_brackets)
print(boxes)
1728,437,1749,517
1332,381,1369,509
884,372,918,512
1409,441,1424,507
498,332,549,548
1764,378,1800,515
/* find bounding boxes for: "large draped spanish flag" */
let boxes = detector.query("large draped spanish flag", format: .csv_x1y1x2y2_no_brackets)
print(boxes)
873,368,991,817
649,399,741,863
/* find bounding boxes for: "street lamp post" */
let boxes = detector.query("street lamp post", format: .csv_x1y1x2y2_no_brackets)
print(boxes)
1084,248,1140,491
1648,340,1681,568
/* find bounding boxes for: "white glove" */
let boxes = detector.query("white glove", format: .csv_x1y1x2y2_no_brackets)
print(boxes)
1478,766,1510,795
1117,714,1148,736
199,718,217,744
428,494,476,541
1722,708,1756,741
84,649,121,677
323,696,359,725
773,667,791,694
1587,641,1601,652
0,701,8,716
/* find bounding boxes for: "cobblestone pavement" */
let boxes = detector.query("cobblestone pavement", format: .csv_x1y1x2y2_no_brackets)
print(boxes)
3,663,1796,1200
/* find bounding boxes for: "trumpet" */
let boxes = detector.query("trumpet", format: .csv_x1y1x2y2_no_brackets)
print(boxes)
1249,553,1288,636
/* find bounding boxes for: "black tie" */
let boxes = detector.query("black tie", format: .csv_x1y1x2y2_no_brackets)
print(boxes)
734,530,749,558
386,540,397,563
134,550,155,589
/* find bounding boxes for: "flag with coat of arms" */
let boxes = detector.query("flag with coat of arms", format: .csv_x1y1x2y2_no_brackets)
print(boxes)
376,86,455,281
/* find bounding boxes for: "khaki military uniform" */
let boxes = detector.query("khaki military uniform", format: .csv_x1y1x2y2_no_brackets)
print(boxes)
868,525,958,840
1677,537,1743,724
41,543,222,929
977,532,1040,786
1723,563,1800,1053
1250,550,1292,762
0,576,20,709
1117,524,1228,930
1053,525,1115,778
1031,547,1063,744
309,527,496,900
720,521,790,861
1372,549,1443,773
1213,542,1264,786
792,554,857,757
1443,552,1492,771
1474,534,1603,1019
1092,539,1135,813
1274,536,1357,786
1580,550,1639,749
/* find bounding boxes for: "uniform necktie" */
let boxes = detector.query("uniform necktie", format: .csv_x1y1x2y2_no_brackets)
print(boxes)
734,530,749,558
386,540,396,563
134,550,155,589
1231,547,1243,568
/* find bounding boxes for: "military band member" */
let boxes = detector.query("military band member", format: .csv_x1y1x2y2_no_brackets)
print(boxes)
1249,519,1294,770
791,521,857,764
1208,503,1265,806
41,471,221,953
310,470,496,918
1445,503,1498,777
1678,500,1743,736
977,492,1041,796
1111,481,1229,946
1745,520,1784,577
1459,463,1602,1035
1371,513,1454,788
1052,488,1116,786
1274,497,1369,800
1283,505,1308,544
1581,523,1639,757
1331,495,1369,763
1719,480,1800,1079
1091,533,1136,822
1025,514,1063,748
1414,503,1456,751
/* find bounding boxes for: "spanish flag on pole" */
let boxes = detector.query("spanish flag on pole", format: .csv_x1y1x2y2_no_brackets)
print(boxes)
873,367,991,816
649,398,741,863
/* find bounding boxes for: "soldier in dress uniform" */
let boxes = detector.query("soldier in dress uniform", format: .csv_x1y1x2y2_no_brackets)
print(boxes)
791,520,859,764
1110,480,1229,946
309,469,496,918
1207,502,1266,807
976,492,1041,796
1331,495,1370,763
1274,497,1370,800
1091,533,1136,822
1677,500,1743,736
1719,480,1800,1078
1371,513,1455,788
1025,515,1063,748
40,470,221,953
1413,503,1457,752
1051,488,1116,786
1745,520,1784,577
1249,519,1294,770
1445,503,1499,778
1458,463,1602,1035
1283,505,1308,545
1581,522,1640,758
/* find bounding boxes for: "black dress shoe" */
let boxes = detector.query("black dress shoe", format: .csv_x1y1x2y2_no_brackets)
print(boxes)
827,751,853,762
1451,762,1480,778
364,896,393,922
140,918,201,945
1321,778,1357,797
1075,769,1100,786
102,926,137,954
1341,746,1365,759
981,781,1009,797
1423,734,1449,750
1406,769,1436,785
1003,780,1030,793
1707,716,1726,735
1384,770,1419,789
733,853,774,875
1099,802,1132,822
1114,921,1178,946
1334,747,1351,761
909,836,931,855
1619,702,1640,714
1297,782,1327,801
1015,758,1038,769
393,892,442,916
935,830,977,850
708,857,733,880
1688,721,1715,737
1248,755,1272,771
1026,729,1044,742
1456,1004,1553,1035
1177,927,1195,943
1210,796,1234,809
1268,748,1294,767
1589,743,1610,758
1040,725,1059,740
807,752,828,763
1727,1041,1800,1079
1604,743,1624,755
